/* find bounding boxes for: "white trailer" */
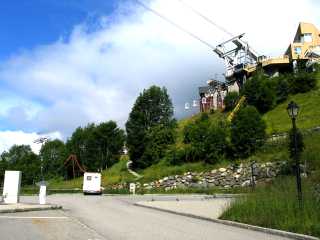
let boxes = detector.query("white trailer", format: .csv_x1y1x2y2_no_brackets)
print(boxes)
83,172,102,195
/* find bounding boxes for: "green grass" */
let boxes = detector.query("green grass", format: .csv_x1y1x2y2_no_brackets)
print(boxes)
220,177,320,237
263,86,320,135
137,160,228,184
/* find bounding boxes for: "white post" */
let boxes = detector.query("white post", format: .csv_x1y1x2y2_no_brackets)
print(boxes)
129,183,136,195
39,184,47,205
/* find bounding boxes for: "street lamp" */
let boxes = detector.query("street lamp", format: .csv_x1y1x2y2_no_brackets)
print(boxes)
34,137,49,182
287,101,302,208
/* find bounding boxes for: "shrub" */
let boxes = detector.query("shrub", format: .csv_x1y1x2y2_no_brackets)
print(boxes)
242,71,276,113
139,124,176,168
231,106,266,158
289,70,317,94
272,75,290,103
182,115,228,164
224,91,239,111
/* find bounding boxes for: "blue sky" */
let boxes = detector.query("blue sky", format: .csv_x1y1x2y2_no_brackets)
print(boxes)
0,0,319,152
0,0,117,60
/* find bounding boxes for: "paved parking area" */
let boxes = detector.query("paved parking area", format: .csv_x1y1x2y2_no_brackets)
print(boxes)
0,194,292,240
0,210,103,240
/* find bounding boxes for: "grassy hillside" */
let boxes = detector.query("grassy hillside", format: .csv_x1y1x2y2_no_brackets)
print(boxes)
47,83,320,190
264,87,320,134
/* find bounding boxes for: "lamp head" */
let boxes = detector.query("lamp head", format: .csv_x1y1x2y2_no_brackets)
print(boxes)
287,101,299,119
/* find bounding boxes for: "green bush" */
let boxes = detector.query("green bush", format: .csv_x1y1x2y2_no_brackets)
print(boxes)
272,75,290,103
224,91,239,111
231,106,266,158
181,114,228,164
140,124,176,168
289,70,317,94
242,71,276,113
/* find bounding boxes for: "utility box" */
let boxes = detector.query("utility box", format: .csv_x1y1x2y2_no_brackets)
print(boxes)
83,172,102,195
2,171,22,204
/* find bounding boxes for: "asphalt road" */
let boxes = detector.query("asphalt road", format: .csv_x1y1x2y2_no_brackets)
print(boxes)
0,194,291,240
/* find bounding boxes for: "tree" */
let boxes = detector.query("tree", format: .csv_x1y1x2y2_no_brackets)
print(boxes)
182,113,227,164
126,85,175,169
139,124,176,168
231,106,266,158
66,121,125,173
224,91,239,111
271,75,290,104
242,71,276,113
1,145,40,185
93,121,126,170
66,124,97,171
289,70,317,94
39,139,68,179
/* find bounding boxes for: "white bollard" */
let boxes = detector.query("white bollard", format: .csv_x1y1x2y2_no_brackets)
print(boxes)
39,185,46,205
129,183,136,195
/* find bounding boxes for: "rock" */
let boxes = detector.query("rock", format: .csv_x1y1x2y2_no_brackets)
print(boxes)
211,169,217,174
241,180,251,187
219,168,227,173
163,177,169,181
234,174,241,179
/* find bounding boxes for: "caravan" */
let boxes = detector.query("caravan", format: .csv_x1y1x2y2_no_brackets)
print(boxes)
83,172,102,195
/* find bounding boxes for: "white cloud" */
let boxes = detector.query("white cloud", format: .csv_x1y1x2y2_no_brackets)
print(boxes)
0,0,319,150
0,131,62,154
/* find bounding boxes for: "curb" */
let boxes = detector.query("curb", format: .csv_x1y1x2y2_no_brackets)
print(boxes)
134,203,318,240
0,205,62,214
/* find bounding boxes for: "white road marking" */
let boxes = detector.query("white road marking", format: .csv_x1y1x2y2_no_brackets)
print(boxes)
0,216,68,219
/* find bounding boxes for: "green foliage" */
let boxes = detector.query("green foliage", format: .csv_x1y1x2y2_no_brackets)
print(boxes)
271,75,290,103
40,139,68,179
0,145,40,185
241,71,276,113
178,113,228,164
289,69,318,94
223,91,239,111
66,121,125,173
231,106,266,158
263,86,320,134
220,177,320,238
139,124,176,168
126,85,175,169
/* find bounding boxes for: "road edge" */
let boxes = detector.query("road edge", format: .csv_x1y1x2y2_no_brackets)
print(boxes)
0,205,62,213
134,202,319,240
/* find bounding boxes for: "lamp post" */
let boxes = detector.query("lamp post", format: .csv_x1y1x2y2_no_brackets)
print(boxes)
287,101,302,208
34,137,49,182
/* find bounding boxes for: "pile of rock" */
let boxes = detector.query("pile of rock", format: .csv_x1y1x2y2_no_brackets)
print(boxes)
111,161,287,191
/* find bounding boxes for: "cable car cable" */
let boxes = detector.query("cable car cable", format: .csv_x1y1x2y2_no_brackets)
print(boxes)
176,0,234,37
134,0,216,49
